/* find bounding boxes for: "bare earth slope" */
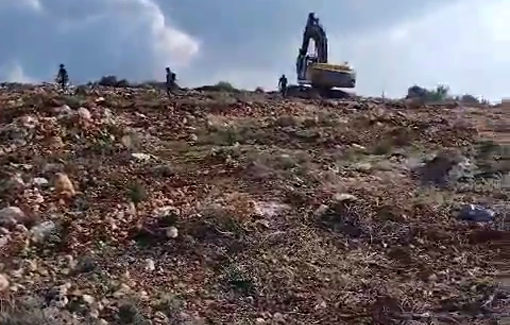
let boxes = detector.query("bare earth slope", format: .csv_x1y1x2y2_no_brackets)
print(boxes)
0,86,508,324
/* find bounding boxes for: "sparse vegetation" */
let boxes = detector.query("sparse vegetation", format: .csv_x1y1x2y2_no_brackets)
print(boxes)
128,181,147,206
406,84,451,102
0,83,506,325
406,84,488,105
96,75,130,88
195,81,240,93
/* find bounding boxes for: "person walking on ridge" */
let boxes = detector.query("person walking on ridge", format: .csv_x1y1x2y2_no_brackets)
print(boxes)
278,74,288,97
165,67,176,97
56,64,69,92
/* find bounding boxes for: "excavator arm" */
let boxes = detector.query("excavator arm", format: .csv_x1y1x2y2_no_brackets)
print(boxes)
296,13,328,81
300,13,328,63
295,12,356,89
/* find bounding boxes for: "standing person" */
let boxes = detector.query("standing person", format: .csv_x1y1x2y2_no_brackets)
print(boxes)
278,74,288,97
56,64,69,91
165,67,177,97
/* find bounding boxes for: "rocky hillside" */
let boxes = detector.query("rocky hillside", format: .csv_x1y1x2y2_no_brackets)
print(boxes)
0,85,508,324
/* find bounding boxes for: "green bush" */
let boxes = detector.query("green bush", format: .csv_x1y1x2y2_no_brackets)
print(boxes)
214,81,236,91
406,84,450,102
97,75,130,88
194,81,240,93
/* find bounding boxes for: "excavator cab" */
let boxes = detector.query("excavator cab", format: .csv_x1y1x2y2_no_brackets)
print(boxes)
297,56,320,85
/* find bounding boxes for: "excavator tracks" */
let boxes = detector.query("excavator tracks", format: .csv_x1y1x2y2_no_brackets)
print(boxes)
286,85,354,99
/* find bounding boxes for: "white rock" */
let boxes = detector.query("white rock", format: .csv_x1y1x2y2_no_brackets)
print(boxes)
139,290,149,301
112,283,131,298
351,143,366,150
313,204,329,216
58,282,72,295
155,205,179,218
55,105,72,114
33,177,49,187
0,235,11,248
77,107,92,121
9,284,19,292
131,153,151,161
18,115,37,129
273,312,285,323
354,162,372,172
145,258,155,272
165,226,179,239
0,273,9,291
121,135,133,148
189,134,198,142
333,193,357,202
31,221,56,243
253,201,289,218
315,300,327,309
0,206,26,228
82,294,95,305
14,224,28,233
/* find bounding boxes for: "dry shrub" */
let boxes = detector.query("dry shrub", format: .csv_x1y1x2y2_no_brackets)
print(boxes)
188,192,256,240
0,297,85,325
220,262,258,296
318,198,373,239
195,81,240,94
371,140,394,155
274,115,301,128
417,148,465,186
208,126,243,146
317,112,342,126
245,150,313,181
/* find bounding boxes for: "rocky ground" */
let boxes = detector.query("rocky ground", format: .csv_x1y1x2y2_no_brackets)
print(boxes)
0,85,508,325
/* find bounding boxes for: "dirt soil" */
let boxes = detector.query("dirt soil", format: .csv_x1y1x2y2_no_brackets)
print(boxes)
0,85,508,325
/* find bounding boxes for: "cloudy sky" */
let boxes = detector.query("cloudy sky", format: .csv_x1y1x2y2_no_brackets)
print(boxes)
0,0,508,99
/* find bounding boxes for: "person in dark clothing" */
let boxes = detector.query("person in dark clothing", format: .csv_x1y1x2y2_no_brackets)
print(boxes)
165,67,177,97
56,64,69,91
278,74,288,97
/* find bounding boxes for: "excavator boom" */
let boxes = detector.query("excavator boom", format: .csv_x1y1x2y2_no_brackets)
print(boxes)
295,13,356,90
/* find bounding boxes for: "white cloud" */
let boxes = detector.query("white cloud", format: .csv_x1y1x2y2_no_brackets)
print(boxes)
198,69,278,90
210,0,508,100
1,62,37,83
24,0,41,11
0,0,507,101
136,0,200,75
0,0,200,82
327,0,510,100
67,0,201,78
0,0,42,11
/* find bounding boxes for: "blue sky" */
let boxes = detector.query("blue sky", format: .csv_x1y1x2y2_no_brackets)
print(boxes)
0,0,508,99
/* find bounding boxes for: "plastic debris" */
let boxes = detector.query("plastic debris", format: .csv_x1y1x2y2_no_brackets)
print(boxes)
458,204,495,222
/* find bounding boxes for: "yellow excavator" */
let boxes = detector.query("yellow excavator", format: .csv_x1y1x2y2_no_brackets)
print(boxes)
289,13,356,98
